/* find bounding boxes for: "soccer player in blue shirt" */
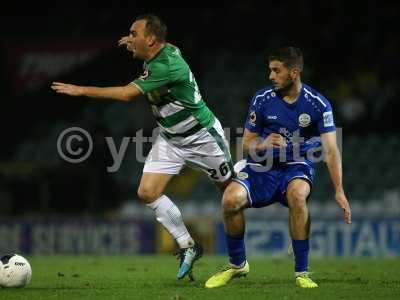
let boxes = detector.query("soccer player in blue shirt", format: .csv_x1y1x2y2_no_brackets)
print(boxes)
205,47,351,288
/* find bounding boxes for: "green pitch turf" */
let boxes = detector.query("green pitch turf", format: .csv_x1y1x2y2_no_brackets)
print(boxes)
0,256,399,300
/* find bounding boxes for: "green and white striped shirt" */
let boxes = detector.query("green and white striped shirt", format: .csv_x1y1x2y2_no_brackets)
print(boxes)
132,44,215,139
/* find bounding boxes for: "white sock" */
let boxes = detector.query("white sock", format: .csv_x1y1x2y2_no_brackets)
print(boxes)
229,260,246,269
147,195,194,249
295,271,308,277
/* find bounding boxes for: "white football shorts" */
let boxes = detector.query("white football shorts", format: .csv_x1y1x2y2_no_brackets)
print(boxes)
143,119,233,182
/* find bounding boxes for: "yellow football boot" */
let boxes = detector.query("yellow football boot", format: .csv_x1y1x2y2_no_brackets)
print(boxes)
295,273,318,288
205,261,249,288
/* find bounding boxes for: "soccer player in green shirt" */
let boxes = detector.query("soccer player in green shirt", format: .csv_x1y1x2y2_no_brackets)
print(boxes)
51,14,233,280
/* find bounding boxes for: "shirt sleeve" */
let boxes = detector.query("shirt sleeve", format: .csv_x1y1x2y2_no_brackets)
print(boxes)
132,62,170,94
317,100,336,134
244,95,264,134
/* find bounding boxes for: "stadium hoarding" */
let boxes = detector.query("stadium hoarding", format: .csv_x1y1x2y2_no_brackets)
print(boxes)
215,219,400,257
2,218,398,256
0,219,155,255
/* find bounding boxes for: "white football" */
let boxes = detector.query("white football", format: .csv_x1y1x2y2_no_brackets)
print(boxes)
0,254,32,288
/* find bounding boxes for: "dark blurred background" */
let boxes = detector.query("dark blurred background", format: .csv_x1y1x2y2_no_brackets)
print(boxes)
0,0,399,222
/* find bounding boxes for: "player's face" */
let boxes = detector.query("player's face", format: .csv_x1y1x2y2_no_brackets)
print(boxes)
127,20,151,60
268,60,295,92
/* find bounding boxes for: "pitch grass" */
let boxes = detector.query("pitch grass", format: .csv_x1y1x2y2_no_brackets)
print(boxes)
1,256,399,300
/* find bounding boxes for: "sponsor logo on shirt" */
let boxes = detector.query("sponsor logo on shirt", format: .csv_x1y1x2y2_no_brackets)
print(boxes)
299,113,311,127
267,115,277,120
279,127,294,143
249,111,257,126
323,111,334,127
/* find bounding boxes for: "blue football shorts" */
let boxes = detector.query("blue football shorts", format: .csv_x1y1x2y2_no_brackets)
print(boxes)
233,161,314,208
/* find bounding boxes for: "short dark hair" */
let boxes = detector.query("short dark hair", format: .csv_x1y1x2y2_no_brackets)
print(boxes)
268,47,303,71
136,14,167,43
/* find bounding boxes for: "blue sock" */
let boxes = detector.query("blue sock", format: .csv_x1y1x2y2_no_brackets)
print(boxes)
292,239,309,273
226,234,246,267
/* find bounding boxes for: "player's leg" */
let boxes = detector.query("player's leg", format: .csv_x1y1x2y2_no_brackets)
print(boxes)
286,178,318,288
205,161,280,288
177,139,233,280
205,181,250,288
287,179,310,240
139,135,201,279
181,124,250,287
138,172,202,280
138,172,196,249
187,155,249,286
222,182,250,265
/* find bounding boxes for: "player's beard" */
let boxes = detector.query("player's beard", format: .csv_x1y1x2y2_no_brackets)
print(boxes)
273,76,295,93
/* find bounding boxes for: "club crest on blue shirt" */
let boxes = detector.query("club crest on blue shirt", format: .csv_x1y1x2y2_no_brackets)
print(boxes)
298,113,311,127
249,111,257,126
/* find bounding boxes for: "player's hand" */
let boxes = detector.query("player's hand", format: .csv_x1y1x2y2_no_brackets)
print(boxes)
335,190,351,224
260,133,287,149
51,82,84,96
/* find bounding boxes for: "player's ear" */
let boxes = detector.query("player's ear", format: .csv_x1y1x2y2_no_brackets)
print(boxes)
291,67,300,79
147,34,156,47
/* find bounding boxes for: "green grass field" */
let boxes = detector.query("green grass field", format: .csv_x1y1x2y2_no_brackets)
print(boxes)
1,256,399,300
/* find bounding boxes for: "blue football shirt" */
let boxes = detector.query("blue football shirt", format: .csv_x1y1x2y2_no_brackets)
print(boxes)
244,84,336,166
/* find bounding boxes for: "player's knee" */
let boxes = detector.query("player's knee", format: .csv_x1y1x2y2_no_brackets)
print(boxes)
222,192,241,212
137,185,161,203
287,188,308,210
222,185,247,213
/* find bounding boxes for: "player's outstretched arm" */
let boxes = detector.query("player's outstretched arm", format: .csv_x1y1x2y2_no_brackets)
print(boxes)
51,82,142,102
321,131,351,224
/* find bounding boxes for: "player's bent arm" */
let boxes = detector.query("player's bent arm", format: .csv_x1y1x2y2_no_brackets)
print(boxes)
242,129,263,158
243,129,286,157
321,131,343,192
51,82,142,102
